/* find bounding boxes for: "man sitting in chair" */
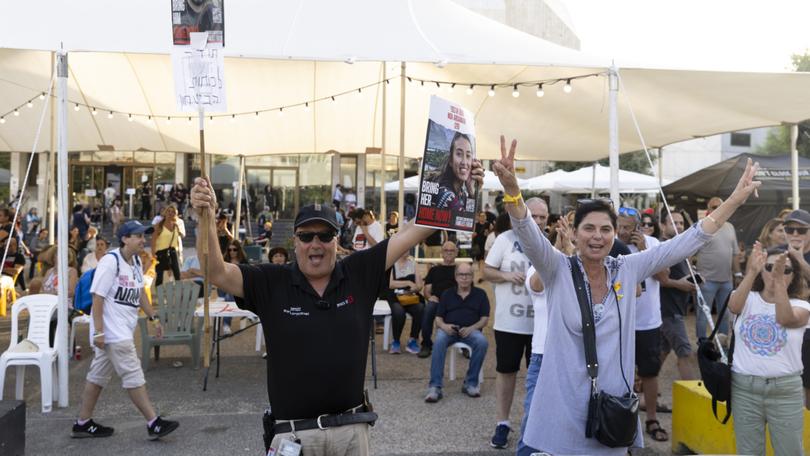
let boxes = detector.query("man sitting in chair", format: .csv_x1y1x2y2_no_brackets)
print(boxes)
425,262,490,403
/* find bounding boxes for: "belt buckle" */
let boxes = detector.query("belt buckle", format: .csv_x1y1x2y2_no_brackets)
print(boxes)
316,414,328,430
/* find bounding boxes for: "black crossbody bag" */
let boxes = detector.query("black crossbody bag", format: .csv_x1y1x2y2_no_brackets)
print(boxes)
569,256,639,448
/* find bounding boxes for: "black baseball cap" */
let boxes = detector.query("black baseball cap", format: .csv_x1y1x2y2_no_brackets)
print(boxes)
294,204,339,231
117,220,155,239
785,209,810,226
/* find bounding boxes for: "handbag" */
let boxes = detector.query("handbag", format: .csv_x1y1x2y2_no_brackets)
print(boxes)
697,294,734,424
156,228,178,267
569,256,639,448
396,293,421,306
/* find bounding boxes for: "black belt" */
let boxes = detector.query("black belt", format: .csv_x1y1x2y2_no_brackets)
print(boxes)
272,411,378,434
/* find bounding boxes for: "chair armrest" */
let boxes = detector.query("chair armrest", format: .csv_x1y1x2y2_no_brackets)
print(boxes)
137,316,150,341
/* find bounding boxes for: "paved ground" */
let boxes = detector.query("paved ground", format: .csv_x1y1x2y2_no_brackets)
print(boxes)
1,265,686,455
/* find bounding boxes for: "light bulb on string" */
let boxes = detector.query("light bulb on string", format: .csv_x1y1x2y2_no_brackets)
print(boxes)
488,85,495,97
188,117,193,125
331,96,336,103
278,108,284,117
74,103,80,112
466,85,474,95
304,102,310,112
512,84,520,98
435,81,441,89
39,93,45,100
563,79,572,94
166,116,172,125
448,83,455,93
26,101,33,108
208,116,213,124
230,114,236,123
92,108,98,116
0,117,5,124
13,109,19,117
420,81,425,91
536,84,545,97
107,111,113,119
128,114,133,122
255,112,260,121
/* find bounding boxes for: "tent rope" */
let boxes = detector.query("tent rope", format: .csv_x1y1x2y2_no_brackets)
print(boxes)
617,70,728,362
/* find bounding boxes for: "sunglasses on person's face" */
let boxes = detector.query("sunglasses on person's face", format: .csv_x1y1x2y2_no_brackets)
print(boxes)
641,222,655,228
295,231,336,243
456,272,473,278
784,226,809,235
228,248,238,252
764,263,793,274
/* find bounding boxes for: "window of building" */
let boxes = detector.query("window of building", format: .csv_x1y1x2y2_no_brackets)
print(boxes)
730,132,751,147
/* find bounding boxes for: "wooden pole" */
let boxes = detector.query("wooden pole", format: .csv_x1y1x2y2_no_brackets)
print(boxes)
199,106,211,368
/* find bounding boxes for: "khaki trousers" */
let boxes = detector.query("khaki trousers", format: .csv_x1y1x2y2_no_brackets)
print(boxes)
268,423,369,456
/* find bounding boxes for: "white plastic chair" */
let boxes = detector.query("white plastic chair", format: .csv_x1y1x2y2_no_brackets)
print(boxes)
0,295,60,413
448,342,484,385
70,314,92,356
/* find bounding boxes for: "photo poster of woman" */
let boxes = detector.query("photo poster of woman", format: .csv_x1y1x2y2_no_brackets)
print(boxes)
415,96,478,233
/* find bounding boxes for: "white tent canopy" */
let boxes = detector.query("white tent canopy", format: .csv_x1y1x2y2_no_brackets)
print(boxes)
523,169,570,191
1,0,809,161
555,164,669,194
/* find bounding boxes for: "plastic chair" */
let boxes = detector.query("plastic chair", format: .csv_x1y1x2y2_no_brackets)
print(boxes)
0,294,60,413
69,314,92,356
138,280,202,370
448,342,484,385
244,245,263,264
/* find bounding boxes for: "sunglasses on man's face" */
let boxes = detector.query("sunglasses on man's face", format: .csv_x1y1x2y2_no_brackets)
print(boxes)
784,226,809,235
295,231,336,243
764,263,793,274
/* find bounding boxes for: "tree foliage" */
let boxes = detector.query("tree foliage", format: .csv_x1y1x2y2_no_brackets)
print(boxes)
755,51,810,157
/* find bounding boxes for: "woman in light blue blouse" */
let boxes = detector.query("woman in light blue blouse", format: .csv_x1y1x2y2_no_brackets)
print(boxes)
493,136,761,456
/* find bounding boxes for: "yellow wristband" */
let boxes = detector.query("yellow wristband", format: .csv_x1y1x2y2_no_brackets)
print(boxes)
502,192,523,205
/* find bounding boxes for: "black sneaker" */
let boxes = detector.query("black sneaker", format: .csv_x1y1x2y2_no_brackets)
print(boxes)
417,345,432,358
490,423,510,449
71,419,114,438
147,416,179,440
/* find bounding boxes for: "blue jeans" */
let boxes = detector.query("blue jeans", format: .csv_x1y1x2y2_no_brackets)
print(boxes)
696,280,732,339
516,353,543,456
428,328,488,389
421,300,439,348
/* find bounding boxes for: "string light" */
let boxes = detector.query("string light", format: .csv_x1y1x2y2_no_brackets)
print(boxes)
435,81,440,89
230,114,236,123
166,116,172,124
536,84,544,98
92,108,98,116
466,85,474,95
188,116,193,125
512,84,520,98
331,96,336,103
447,83,454,93
304,102,310,112
74,103,80,112
26,101,32,108
13,109,20,116
0,117,5,124
38,93,45,100
563,79,572,93
488,85,495,97
107,111,113,119
128,114,133,122
278,108,284,117
208,116,213,123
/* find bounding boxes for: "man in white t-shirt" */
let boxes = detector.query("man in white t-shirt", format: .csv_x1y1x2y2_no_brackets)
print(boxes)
617,207,670,441
72,220,179,441
483,197,547,449
103,183,117,209
351,208,384,251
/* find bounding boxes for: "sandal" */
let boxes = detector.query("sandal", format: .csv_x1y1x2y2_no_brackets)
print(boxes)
645,420,669,442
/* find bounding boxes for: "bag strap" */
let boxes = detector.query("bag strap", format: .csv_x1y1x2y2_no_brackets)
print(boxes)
568,256,598,380
709,293,735,424
707,293,731,341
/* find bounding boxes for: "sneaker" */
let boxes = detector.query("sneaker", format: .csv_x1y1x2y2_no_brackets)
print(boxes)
417,345,432,358
147,416,180,440
71,419,114,438
462,383,481,398
424,387,443,403
222,325,232,336
405,338,420,354
490,423,511,449
389,341,401,354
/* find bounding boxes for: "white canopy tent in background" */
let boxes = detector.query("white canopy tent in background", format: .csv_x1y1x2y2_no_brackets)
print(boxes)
2,0,810,409
555,164,670,193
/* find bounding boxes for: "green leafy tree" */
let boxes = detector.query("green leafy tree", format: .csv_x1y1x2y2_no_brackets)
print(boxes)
755,51,810,157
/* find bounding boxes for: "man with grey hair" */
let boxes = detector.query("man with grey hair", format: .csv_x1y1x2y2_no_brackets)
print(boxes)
484,197,546,449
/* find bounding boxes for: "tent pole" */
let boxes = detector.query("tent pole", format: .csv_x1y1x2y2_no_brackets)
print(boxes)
380,62,387,222
56,50,70,408
48,51,56,244
398,62,406,221
608,66,620,208
658,147,664,205
234,155,245,239
791,124,800,209
590,162,597,198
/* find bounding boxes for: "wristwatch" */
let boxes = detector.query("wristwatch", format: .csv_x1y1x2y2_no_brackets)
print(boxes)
148,315,160,322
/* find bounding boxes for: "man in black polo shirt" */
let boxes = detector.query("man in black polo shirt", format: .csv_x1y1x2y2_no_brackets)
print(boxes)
425,262,490,402
419,241,459,358
190,164,484,455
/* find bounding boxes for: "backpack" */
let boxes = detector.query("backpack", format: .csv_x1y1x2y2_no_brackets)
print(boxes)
73,251,127,314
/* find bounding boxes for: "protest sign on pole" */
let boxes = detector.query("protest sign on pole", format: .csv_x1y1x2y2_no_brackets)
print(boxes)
172,0,225,45
415,96,477,233
172,33,226,112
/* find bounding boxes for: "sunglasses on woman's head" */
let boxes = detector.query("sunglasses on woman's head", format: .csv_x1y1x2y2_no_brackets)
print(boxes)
295,231,336,243
764,263,793,274
618,207,641,218
577,197,613,207
784,226,809,235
